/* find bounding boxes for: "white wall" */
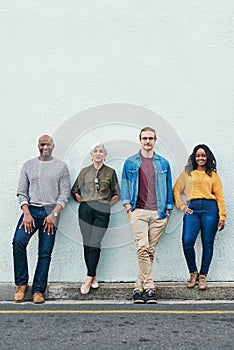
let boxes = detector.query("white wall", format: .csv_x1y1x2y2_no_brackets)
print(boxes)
1,0,233,283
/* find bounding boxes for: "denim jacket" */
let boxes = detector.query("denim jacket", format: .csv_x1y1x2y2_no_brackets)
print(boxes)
121,151,173,219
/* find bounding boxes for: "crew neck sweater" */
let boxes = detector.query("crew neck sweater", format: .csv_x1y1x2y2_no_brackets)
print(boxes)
17,157,71,208
173,170,226,221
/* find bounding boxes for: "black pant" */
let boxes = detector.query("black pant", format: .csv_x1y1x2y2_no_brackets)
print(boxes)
79,201,110,276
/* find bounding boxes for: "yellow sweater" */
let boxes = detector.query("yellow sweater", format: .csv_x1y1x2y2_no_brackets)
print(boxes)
173,170,226,221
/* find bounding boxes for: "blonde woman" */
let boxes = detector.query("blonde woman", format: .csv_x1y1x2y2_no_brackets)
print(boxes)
71,143,119,294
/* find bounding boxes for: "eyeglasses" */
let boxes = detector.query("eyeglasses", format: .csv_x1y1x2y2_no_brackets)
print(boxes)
141,137,155,141
94,177,100,191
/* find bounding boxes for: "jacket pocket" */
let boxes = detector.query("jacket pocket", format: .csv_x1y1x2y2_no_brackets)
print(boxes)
157,169,167,181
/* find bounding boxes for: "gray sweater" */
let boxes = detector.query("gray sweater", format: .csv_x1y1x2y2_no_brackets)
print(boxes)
17,157,71,208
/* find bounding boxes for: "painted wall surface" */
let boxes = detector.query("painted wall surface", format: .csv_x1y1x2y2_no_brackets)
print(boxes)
1,1,233,283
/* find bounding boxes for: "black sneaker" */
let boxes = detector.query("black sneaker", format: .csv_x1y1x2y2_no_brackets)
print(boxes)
132,290,145,304
145,289,157,304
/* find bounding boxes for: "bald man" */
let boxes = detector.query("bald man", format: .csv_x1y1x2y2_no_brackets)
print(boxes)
12,135,70,303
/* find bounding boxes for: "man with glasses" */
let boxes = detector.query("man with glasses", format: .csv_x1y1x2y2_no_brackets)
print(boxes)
121,127,173,303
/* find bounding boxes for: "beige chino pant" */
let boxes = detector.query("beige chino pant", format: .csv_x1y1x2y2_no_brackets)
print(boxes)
129,209,168,292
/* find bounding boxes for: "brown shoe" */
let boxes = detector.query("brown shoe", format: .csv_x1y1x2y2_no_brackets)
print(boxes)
33,292,45,304
198,274,207,290
14,285,28,303
187,271,199,289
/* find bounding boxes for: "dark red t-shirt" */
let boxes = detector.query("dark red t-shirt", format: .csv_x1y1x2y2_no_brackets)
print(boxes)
136,155,157,210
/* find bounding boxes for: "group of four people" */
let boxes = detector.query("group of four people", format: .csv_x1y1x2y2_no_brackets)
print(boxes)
12,127,226,304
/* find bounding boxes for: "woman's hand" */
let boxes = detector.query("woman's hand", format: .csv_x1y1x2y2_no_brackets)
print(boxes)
218,220,225,231
183,206,193,215
110,195,119,207
75,193,82,203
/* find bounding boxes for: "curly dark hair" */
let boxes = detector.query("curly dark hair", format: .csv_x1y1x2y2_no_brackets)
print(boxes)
185,144,217,176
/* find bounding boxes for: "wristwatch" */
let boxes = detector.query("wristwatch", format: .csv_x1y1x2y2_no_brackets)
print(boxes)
51,211,58,217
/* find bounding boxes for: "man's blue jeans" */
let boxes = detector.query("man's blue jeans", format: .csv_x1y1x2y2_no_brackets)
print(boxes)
12,206,57,294
182,199,219,275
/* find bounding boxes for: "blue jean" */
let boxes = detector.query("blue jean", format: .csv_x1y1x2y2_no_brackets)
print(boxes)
182,199,219,275
12,206,57,294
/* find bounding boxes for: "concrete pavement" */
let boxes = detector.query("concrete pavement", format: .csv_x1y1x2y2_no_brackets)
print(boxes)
0,282,233,302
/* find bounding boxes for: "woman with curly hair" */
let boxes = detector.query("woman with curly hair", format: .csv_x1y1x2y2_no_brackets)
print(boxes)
173,144,226,290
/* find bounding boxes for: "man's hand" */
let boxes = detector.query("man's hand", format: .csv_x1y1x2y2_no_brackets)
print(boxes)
165,210,170,217
43,215,56,235
19,212,35,234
